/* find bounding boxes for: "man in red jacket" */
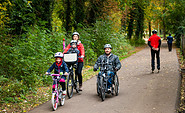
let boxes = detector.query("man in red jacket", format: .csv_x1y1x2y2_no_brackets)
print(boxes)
148,30,161,73
63,32,85,91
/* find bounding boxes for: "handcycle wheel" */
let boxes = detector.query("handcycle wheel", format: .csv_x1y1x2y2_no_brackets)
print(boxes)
96,77,100,96
100,76,105,101
67,72,74,98
51,93,58,111
114,74,119,96
75,74,80,93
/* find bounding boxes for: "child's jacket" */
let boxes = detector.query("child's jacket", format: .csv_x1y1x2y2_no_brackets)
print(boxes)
47,60,69,74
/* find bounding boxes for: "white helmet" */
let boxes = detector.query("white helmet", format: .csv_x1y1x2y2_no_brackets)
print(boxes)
152,30,157,34
104,44,112,49
70,40,77,44
72,32,80,39
54,52,63,58
72,32,79,36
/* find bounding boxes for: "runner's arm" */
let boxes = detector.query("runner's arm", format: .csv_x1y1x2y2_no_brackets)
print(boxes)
158,39,161,48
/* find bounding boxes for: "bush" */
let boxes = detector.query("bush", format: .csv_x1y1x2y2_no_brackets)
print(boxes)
76,20,133,65
129,37,146,47
0,25,65,103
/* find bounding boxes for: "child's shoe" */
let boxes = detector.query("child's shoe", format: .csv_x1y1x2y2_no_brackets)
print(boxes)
62,90,66,95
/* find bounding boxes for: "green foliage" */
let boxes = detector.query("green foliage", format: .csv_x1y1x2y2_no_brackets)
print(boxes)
175,26,185,48
129,37,146,47
76,20,133,65
0,25,66,103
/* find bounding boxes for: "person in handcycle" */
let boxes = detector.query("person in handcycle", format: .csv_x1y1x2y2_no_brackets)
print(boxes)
93,44,121,93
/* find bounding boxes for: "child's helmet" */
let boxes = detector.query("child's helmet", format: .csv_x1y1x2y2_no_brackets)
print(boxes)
104,44,112,49
54,52,63,58
70,40,77,45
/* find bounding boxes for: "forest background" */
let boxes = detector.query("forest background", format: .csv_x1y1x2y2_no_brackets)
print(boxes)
0,0,185,112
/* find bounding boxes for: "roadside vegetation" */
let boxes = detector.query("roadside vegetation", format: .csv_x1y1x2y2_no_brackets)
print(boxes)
0,0,185,112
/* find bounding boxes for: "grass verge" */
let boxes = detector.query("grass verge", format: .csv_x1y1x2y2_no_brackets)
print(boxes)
176,48,185,113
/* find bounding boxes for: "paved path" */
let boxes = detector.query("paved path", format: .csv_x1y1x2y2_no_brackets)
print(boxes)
29,42,180,113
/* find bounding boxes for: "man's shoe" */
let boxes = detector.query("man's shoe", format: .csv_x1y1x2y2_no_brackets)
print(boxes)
79,86,82,91
152,70,154,73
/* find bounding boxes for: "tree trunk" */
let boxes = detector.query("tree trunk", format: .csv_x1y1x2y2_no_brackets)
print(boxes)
66,0,72,33
163,0,166,39
74,0,85,29
149,21,151,37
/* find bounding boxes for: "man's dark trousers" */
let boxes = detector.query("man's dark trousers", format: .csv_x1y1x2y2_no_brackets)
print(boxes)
168,42,172,51
151,49,160,71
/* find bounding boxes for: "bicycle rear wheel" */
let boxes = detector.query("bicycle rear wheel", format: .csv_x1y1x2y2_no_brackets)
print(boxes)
51,93,58,111
114,74,119,96
100,76,105,101
75,75,80,93
67,73,74,98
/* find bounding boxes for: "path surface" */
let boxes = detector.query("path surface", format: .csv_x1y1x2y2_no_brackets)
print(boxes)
29,42,180,113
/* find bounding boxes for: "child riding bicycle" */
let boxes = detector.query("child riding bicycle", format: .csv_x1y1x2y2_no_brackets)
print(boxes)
46,52,69,95
66,40,80,68
93,44,121,92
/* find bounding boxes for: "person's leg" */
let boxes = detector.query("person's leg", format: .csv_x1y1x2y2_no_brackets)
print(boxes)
151,49,155,71
59,75,66,95
156,49,160,70
59,75,66,91
168,42,170,51
107,71,115,90
75,62,83,90
169,43,172,51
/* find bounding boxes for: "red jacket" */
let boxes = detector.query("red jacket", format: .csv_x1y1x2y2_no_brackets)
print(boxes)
63,41,85,62
148,34,161,48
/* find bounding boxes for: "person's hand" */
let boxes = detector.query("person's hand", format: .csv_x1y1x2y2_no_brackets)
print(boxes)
156,48,159,51
80,55,84,58
45,72,49,75
115,68,118,72
64,72,69,76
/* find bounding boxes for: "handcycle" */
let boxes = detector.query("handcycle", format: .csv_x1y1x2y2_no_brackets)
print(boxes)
96,62,119,101
46,73,66,111
63,53,80,98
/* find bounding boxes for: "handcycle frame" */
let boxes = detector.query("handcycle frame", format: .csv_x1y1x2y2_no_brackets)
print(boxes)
47,74,65,111
96,61,119,101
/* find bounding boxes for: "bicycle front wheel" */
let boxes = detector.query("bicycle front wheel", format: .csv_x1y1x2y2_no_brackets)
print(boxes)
67,73,74,98
51,93,58,111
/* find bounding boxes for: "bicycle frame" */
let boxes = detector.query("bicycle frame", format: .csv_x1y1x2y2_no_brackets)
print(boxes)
49,74,61,103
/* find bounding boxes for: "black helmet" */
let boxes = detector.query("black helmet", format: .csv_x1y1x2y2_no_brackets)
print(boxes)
104,44,112,49
152,30,157,34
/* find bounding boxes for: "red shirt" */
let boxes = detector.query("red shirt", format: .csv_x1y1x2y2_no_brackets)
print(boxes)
63,41,85,62
148,34,161,48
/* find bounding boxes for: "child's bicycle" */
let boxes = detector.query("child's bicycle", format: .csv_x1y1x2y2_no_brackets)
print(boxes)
63,53,80,98
46,73,65,111
96,61,119,101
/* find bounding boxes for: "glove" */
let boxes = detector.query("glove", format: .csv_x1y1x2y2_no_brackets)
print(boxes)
93,68,97,71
